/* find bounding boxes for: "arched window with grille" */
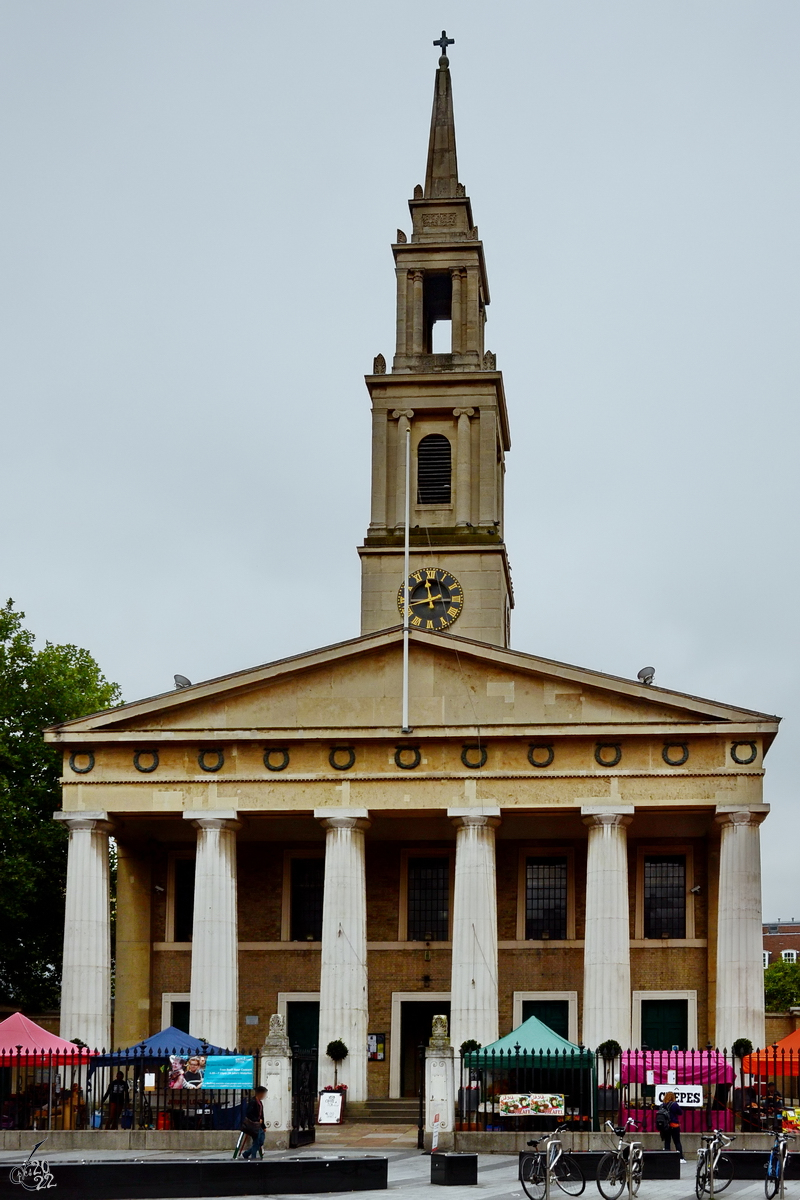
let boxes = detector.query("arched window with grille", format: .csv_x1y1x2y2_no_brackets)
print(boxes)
417,434,451,504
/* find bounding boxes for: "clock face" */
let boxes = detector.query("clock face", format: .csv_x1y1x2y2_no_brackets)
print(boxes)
397,567,464,631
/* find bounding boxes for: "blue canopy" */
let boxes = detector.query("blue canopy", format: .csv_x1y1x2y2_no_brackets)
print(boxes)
89,1025,226,1072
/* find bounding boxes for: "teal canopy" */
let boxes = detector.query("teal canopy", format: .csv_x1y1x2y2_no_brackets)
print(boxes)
466,1014,594,1069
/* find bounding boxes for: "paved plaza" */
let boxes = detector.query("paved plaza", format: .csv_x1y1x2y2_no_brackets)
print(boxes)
0,1140,786,1200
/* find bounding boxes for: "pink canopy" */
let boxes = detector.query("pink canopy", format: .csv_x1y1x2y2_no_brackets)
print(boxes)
0,1012,95,1062
621,1050,734,1086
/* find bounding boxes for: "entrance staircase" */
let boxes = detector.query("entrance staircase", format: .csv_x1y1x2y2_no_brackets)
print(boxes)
346,1098,419,1125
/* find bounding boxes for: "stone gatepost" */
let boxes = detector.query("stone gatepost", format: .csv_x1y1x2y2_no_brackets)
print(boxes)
424,1014,455,1152
260,1014,293,1149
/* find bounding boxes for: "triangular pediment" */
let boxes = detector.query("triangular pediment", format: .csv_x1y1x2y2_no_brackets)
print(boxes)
46,627,779,746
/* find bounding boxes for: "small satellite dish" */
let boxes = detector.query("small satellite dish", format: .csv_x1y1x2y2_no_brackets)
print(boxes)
174,674,192,689
637,666,655,686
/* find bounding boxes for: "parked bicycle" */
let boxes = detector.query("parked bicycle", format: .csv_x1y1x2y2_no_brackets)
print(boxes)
596,1118,643,1199
765,1129,796,1199
520,1126,586,1200
696,1129,735,1199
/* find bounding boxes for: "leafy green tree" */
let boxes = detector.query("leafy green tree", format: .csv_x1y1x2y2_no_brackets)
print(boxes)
764,961,800,1012
0,600,121,1009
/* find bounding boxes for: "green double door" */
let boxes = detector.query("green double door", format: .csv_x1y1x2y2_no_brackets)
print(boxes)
521,1000,570,1040
641,1000,688,1050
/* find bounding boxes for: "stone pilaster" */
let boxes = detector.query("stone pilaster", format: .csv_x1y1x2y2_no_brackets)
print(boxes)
55,812,113,1048
451,269,463,354
424,1014,455,1151
715,806,769,1049
581,807,634,1049
315,809,370,1101
183,811,240,1050
392,409,414,530
454,407,474,527
448,808,500,1053
260,1013,293,1148
411,271,424,354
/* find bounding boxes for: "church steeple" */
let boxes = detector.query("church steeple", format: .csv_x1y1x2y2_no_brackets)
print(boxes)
424,48,459,199
358,39,514,648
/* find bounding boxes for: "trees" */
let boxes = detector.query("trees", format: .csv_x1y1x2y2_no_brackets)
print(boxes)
764,961,800,1012
0,599,121,1009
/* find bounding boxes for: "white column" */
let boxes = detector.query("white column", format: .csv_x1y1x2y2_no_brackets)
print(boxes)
581,807,634,1049
55,812,112,1048
453,407,474,527
715,806,768,1049
184,811,240,1050
315,809,370,1101
448,808,500,1054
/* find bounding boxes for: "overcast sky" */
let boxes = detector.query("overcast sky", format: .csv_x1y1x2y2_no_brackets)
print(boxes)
2,2,797,919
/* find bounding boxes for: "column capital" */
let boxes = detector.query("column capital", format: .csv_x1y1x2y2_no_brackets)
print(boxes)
314,807,370,832
183,810,241,832
391,408,414,420
453,407,474,419
54,811,114,834
448,806,501,829
716,805,769,828
581,806,634,827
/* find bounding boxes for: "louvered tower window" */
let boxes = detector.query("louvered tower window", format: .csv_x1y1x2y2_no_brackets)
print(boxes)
417,434,451,504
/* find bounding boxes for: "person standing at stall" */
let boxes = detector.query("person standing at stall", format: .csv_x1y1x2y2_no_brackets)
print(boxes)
102,1072,130,1129
657,1091,686,1163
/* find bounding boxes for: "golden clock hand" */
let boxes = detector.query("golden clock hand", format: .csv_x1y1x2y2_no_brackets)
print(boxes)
410,594,444,606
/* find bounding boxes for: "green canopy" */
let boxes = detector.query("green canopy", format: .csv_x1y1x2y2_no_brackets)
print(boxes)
466,1014,594,1069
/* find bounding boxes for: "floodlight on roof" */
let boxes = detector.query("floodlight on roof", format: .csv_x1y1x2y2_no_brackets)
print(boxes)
174,674,192,689
637,666,655,686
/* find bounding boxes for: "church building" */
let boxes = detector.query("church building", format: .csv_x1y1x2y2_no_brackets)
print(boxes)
47,44,778,1103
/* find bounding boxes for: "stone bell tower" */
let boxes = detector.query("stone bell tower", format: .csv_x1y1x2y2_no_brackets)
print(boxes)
358,40,513,647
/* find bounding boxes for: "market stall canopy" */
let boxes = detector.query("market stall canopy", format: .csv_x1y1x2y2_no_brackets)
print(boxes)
466,1015,594,1068
742,1030,800,1078
90,1025,226,1072
0,1012,95,1062
620,1050,734,1085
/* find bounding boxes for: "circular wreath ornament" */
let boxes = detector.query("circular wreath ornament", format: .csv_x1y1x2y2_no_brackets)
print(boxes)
329,746,356,771
133,750,159,773
731,741,758,765
662,742,689,766
69,750,95,774
528,744,554,768
461,743,487,769
594,743,622,768
198,749,224,773
263,747,290,772
394,745,421,770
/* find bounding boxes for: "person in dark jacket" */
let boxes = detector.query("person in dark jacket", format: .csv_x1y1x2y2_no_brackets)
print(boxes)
659,1092,686,1163
241,1086,267,1159
102,1072,130,1129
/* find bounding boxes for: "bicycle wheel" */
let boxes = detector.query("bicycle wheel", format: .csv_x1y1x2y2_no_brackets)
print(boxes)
596,1152,626,1200
521,1153,546,1200
630,1153,643,1197
554,1154,586,1197
765,1153,779,1200
696,1159,709,1200
714,1154,734,1193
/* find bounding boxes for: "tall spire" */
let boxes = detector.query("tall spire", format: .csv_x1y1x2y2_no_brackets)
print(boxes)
424,36,459,200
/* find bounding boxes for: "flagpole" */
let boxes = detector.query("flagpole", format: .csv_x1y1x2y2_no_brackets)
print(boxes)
402,423,411,733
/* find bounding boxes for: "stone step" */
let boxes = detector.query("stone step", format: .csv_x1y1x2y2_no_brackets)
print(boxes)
345,1099,420,1124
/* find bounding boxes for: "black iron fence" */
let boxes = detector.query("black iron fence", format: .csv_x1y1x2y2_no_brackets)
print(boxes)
0,1045,264,1132
455,1046,800,1135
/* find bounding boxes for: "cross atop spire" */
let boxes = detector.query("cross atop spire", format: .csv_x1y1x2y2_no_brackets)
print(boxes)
433,30,454,61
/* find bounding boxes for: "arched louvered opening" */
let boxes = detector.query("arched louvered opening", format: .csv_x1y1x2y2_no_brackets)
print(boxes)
417,434,452,504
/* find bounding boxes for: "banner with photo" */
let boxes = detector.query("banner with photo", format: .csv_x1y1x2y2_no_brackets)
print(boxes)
168,1055,254,1089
